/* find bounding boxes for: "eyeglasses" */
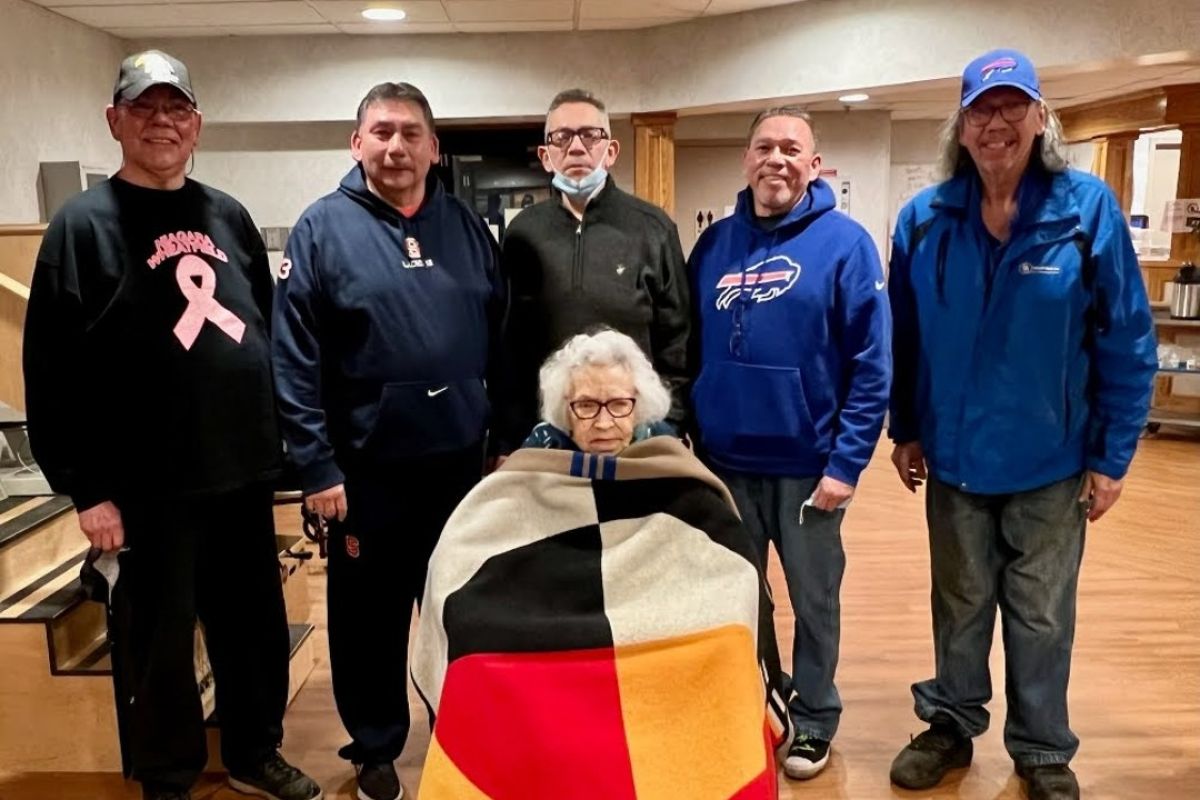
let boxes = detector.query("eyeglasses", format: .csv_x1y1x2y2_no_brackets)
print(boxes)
963,100,1033,127
569,397,636,420
119,100,197,122
546,127,610,149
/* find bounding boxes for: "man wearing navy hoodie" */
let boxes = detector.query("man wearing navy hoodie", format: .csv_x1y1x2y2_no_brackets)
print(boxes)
272,83,505,800
689,107,891,781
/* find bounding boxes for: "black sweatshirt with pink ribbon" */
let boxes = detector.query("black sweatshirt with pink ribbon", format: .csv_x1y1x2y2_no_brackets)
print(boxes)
23,176,282,511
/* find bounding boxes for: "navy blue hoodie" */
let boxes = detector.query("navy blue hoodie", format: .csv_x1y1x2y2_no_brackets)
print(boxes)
688,179,891,484
273,165,506,493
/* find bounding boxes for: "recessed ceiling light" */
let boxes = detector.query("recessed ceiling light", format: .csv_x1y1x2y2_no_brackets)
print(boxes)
362,7,407,21
838,93,870,103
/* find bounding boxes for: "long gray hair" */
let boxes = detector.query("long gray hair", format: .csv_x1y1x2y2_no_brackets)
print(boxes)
936,100,1069,180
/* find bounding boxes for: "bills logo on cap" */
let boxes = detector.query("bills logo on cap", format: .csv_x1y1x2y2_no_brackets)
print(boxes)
345,535,361,559
980,57,1018,82
715,254,801,310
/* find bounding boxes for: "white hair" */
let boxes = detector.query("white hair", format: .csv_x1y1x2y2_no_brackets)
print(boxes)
538,329,672,431
936,99,1069,180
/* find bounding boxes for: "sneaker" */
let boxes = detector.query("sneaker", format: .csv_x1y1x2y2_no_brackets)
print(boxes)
1017,763,1080,800
355,760,403,800
783,736,831,780
228,751,323,800
889,720,973,790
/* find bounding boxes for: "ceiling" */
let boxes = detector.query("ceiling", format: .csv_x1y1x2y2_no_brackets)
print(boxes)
32,0,806,38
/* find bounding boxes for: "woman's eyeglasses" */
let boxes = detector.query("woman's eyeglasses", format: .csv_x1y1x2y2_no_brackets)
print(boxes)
569,397,636,420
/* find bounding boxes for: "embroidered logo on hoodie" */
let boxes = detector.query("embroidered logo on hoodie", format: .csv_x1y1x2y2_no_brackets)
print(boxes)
714,254,801,310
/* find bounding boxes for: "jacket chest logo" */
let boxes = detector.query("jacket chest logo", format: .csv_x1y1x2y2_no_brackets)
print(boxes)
715,255,801,310
402,236,434,269
1018,262,1062,276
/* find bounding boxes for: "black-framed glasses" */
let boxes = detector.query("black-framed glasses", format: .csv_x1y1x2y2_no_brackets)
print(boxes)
963,100,1033,127
119,100,196,122
569,397,636,420
546,127,610,148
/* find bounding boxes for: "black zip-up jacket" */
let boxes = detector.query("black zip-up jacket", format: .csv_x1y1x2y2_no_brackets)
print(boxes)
499,177,690,446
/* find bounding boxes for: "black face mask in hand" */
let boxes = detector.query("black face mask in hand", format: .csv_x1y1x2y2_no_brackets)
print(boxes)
300,505,328,560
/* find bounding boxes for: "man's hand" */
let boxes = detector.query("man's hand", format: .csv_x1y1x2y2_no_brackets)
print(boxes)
306,484,348,522
486,455,509,474
811,475,855,511
891,442,927,493
1078,471,1123,522
78,501,125,551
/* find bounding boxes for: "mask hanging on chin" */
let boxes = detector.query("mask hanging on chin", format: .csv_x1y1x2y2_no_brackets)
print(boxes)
552,166,608,201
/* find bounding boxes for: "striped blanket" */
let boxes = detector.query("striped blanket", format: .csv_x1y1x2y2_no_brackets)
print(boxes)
413,435,790,800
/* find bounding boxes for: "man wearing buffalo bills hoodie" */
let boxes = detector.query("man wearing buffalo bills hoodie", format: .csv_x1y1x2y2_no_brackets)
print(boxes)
689,107,891,781
272,83,505,800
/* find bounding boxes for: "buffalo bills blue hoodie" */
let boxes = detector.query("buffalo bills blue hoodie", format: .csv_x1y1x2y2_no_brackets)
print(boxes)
273,165,506,493
688,178,891,484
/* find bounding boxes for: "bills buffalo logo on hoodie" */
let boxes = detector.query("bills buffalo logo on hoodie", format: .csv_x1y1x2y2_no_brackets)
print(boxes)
980,56,1018,82
715,255,801,310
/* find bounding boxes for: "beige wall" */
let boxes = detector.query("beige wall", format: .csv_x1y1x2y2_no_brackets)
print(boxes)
140,0,1199,124
0,0,126,223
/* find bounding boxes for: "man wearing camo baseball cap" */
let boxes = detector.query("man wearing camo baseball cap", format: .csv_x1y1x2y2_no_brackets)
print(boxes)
113,49,197,106
24,48,323,800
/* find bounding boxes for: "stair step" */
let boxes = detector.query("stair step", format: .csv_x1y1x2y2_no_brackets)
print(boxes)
0,550,88,622
0,495,72,549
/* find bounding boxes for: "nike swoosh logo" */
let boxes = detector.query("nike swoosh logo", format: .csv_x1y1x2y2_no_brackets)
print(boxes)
427,386,449,397
875,280,886,291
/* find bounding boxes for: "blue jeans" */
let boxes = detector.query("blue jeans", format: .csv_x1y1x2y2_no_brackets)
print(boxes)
913,474,1086,767
719,471,845,741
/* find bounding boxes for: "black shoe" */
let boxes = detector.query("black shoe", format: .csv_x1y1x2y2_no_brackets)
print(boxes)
355,760,402,800
783,736,831,780
143,789,191,800
889,720,973,789
1017,763,1080,800
228,751,323,800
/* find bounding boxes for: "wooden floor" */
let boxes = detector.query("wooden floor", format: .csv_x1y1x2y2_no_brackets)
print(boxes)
1,434,1197,799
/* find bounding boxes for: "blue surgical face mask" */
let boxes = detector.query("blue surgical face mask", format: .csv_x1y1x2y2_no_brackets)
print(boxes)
552,166,608,201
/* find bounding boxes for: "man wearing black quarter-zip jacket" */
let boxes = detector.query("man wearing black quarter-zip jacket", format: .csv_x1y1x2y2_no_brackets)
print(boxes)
499,89,690,449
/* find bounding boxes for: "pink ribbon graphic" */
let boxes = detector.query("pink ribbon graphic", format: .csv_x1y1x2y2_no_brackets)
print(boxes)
172,254,246,350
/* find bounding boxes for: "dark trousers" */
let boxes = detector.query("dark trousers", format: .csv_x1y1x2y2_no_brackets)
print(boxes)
913,474,1087,767
109,482,289,792
327,446,482,764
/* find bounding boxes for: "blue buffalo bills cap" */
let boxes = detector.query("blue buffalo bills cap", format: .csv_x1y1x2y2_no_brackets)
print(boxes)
960,48,1041,107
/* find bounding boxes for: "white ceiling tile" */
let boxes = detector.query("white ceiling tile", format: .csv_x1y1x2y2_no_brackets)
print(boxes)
308,1,449,24
57,2,323,28
444,0,573,23
579,0,705,21
107,25,232,37
577,17,682,30
46,0,267,5
453,20,574,32
335,21,457,33
225,23,344,34
704,0,806,15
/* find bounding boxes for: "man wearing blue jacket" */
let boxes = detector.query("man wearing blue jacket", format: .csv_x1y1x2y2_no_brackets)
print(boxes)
689,107,891,781
272,82,505,800
886,50,1156,800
